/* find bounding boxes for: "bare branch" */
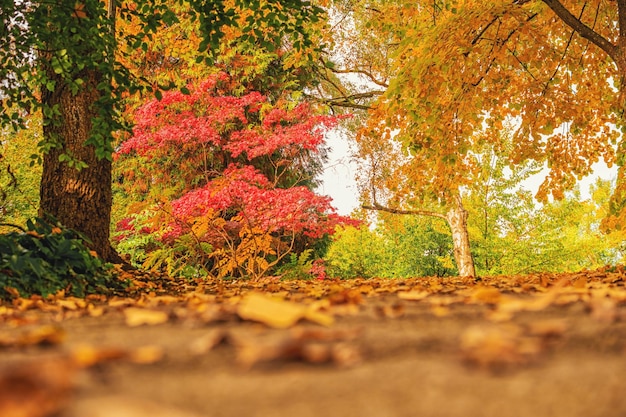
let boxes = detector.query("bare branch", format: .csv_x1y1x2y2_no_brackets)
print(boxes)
328,67,389,88
362,202,448,220
307,90,384,111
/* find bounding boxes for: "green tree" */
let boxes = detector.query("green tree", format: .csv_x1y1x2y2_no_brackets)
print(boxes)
325,214,457,279
0,118,41,232
324,224,388,279
0,0,325,262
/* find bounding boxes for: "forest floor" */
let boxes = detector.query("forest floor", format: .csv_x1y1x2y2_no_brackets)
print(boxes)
2,267,626,417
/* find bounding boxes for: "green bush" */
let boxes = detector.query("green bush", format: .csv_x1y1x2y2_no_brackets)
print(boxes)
0,218,126,300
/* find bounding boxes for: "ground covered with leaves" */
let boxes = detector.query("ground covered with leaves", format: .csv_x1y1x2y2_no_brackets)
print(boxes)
2,267,626,417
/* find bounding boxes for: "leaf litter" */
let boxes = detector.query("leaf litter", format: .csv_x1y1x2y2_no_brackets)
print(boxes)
2,265,626,415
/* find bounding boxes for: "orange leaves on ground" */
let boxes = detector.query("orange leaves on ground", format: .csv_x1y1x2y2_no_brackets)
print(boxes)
460,324,544,371
228,327,362,369
123,307,169,327
0,325,64,348
0,358,76,417
460,319,569,372
70,344,165,367
237,292,334,328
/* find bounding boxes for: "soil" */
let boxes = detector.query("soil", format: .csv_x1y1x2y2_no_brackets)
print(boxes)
2,272,626,417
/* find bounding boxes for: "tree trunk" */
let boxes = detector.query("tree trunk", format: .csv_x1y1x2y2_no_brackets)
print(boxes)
445,195,475,277
39,67,120,263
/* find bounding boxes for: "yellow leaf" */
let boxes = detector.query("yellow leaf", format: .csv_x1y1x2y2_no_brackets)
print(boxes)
71,344,127,367
304,309,334,327
397,290,429,301
469,286,501,304
237,292,306,329
128,345,165,364
124,307,169,327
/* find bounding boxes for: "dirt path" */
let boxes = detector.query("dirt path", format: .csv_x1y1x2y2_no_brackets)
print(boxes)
2,272,626,417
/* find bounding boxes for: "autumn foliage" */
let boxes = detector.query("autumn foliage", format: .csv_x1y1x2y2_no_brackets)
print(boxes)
114,74,353,278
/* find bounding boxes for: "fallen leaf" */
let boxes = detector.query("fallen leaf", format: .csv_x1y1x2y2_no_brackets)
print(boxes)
67,395,203,417
397,290,429,301
573,276,587,289
70,345,128,368
189,329,227,355
431,305,450,317
377,303,405,319
128,345,165,364
0,325,65,348
460,324,542,371
527,319,569,337
590,296,617,323
0,357,76,417
237,292,333,328
304,308,335,327
88,304,105,317
124,307,169,327
230,327,362,368
237,293,305,328
468,286,501,304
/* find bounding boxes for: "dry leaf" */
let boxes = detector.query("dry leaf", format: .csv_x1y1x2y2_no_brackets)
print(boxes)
469,286,501,304
590,296,617,323
128,345,165,364
377,303,405,319
70,344,128,367
124,308,169,327
573,276,587,289
237,292,332,328
304,309,335,327
0,358,76,417
67,395,203,417
527,319,569,337
231,327,362,368
460,324,542,370
0,325,65,348
189,329,227,355
237,293,305,328
397,290,429,301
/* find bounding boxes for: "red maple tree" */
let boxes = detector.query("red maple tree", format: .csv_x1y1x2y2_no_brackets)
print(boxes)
115,73,355,277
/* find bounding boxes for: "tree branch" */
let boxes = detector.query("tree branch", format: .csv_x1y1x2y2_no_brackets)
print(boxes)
307,90,384,111
619,0,626,49
0,222,26,232
328,67,389,88
362,202,448,220
540,0,618,62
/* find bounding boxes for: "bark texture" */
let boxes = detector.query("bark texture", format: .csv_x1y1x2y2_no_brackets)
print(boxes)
445,196,475,277
39,68,119,263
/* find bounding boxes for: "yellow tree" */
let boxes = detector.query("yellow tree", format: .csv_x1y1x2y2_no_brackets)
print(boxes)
325,0,625,276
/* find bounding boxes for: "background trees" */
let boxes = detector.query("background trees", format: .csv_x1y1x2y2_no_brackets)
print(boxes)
2,0,625,280
317,0,626,276
0,0,326,261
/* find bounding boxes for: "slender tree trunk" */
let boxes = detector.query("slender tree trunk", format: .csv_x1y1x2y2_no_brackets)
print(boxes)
39,67,120,263
445,195,475,277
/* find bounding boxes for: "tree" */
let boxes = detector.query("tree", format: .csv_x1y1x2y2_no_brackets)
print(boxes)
114,75,353,278
0,118,41,232
0,0,325,262
320,0,626,275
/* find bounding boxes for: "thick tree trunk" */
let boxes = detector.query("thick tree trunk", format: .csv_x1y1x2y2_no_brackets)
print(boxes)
39,68,120,263
445,195,475,277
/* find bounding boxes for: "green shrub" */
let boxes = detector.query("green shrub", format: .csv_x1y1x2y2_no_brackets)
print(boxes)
0,218,126,300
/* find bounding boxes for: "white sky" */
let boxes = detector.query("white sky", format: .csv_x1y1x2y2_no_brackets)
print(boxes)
319,132,360,216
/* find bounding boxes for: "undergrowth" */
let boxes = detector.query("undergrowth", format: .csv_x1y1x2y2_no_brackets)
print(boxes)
0,217,126,300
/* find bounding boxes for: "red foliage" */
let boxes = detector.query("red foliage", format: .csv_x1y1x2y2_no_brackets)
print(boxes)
116,73,356,255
